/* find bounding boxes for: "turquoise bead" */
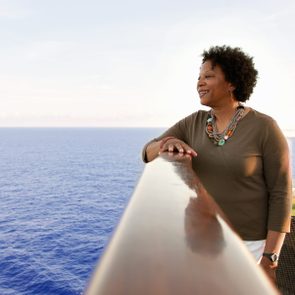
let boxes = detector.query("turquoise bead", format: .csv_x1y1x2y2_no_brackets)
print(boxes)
218,139,225,146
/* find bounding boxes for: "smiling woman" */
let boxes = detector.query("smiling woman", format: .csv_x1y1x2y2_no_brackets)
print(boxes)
142,45,293,284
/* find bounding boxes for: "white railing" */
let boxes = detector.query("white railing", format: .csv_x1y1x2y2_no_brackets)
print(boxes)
85,153,279,295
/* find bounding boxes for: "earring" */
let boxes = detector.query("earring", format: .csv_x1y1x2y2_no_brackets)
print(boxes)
229,90,233,99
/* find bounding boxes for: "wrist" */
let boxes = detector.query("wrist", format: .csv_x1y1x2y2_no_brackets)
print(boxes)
262,252,279,263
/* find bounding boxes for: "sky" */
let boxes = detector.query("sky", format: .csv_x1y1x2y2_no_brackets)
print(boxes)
0,0,295,132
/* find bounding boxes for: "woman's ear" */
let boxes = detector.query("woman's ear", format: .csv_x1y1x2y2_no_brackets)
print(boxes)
228,83,236,92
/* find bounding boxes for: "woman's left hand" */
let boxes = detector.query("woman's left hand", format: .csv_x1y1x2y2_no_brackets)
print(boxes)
259,257,277,285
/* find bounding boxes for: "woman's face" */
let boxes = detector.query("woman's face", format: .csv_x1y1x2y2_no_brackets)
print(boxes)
197,60,233,108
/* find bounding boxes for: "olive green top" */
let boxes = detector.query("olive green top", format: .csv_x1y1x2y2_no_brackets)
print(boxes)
142,109,292,240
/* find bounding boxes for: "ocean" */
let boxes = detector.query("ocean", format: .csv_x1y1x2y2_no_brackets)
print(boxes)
0,128,294,295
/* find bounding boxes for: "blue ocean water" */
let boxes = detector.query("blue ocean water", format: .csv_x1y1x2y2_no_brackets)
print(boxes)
0,128,163,295
0,128,294,295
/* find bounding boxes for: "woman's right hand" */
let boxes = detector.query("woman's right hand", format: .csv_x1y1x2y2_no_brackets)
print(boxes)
159,137,197,157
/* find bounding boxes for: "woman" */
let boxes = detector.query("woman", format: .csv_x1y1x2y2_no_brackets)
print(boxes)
142,45,292,282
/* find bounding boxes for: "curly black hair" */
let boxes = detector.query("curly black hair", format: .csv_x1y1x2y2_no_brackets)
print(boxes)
202,45,258,102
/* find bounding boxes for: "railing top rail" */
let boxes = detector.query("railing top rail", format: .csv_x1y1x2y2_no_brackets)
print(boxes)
85,153,278,295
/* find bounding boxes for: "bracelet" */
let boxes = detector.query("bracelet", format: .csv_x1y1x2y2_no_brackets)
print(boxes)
262,252,279,263
159,136,176,149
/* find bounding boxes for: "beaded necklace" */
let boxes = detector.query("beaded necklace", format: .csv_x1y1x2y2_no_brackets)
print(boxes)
206,104,245,146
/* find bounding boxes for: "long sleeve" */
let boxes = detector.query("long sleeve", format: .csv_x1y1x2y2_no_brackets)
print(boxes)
262,118,292,232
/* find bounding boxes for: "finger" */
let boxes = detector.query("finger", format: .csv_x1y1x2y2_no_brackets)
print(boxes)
168,144,174,152
184,145,197,156
187,149,198,157
175,143,184,153
159,142,172,152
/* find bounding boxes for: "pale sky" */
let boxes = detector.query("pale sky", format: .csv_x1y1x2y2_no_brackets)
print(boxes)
0,0,294,132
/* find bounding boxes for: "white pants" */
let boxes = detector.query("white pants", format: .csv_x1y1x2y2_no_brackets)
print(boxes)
243,240,266,263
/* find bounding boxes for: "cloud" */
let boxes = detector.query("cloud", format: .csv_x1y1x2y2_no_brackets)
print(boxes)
0,0,31,18
25,40,72,61
0,1,295,128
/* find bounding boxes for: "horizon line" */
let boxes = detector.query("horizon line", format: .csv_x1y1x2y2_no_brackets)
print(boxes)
0,126,168,129
0,126,295,136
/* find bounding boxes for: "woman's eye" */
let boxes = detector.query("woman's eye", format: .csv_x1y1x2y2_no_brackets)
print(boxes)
205,75,213,78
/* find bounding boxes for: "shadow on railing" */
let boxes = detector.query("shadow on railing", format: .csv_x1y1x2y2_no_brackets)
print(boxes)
85,153,279,295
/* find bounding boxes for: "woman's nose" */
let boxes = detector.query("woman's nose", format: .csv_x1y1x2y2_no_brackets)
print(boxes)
197,78,205,89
